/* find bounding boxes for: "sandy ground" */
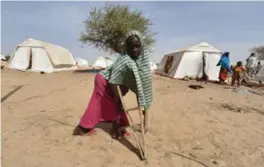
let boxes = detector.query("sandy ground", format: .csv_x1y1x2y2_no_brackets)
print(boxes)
1,69,264,167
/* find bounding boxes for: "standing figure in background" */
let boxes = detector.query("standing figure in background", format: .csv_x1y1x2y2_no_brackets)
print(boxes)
246,53,257,78
217,52,232,84
231,61,247,87
255,61,262,75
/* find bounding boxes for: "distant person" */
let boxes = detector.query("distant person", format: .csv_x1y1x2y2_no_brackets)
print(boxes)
255,61,262,75
217,52,231,84
246,53,257,77
231,61,247,87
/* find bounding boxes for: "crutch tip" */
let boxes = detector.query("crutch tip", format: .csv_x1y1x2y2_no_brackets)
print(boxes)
140,156,147,161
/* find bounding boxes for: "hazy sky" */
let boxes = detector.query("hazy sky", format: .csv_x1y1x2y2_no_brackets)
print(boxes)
1,1,264,63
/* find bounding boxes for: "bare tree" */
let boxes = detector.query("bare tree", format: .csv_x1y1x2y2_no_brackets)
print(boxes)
80,4,156,53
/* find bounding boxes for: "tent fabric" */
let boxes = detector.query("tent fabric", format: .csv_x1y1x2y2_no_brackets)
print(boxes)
75,58,89,67
149,61,157,71
156,42,222,81
17,39,75,66
177,42,221,53
93,57,114,68
8,38,76,73
31,47,54,72
1,54,6,61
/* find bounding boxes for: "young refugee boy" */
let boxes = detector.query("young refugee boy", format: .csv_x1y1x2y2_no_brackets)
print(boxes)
231,61,247,87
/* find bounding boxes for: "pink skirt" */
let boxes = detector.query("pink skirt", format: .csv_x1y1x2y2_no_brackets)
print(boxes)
79,73,129,129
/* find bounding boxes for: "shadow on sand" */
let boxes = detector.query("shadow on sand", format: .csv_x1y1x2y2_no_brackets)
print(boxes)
95,122,142,159
73,69,103,74
1,85,24,103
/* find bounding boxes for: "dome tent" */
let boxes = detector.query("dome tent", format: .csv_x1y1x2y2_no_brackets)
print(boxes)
156,42,222,81
9,38,76,73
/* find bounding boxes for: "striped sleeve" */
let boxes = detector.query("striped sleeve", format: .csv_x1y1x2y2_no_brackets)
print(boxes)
108,56,129,85
130,63,146,108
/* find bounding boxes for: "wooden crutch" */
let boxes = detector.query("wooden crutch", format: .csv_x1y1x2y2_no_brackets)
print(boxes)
116,85,148,161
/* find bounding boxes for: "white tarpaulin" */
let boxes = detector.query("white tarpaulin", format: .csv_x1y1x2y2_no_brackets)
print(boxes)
75,58,89,67
149,61,157,71
93,57,114,68
156,42,222,81
1,54,6,61
8,38,76,73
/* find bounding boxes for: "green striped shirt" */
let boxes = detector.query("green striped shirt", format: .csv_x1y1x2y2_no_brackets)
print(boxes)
100,50,152,109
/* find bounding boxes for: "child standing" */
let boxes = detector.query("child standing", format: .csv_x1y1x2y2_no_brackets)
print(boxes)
256,62,262,75
231,61,246,87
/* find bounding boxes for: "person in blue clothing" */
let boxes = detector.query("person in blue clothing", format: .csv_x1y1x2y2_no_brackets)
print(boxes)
217,52,232,84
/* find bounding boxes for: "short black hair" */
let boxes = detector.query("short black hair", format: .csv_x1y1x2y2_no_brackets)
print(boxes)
237,61,243,66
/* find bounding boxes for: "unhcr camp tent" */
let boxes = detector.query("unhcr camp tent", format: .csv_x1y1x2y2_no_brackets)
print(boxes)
156,42,222,81
75,58,89,67
255,60,264,82
93,57,114,68
1,54,6,61
8,38,76,73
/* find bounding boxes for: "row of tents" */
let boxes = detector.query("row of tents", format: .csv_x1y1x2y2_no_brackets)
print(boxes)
3,38,264,82
3,38,157,73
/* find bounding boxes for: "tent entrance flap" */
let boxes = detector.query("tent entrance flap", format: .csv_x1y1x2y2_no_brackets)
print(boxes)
26,48,33,70
9,47,31,70
201,52,207,79
31,48,54,72
164,56,174,73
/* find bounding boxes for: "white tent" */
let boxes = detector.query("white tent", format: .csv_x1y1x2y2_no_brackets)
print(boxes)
8,38,76,73
75,58,89,67
1,54,6,61
255,60,264,82
93,57,114,68
156,42,222,81
149,61,157,71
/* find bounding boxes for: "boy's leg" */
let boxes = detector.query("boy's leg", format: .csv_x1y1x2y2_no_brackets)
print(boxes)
231,74,236,86
237,74,241,87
